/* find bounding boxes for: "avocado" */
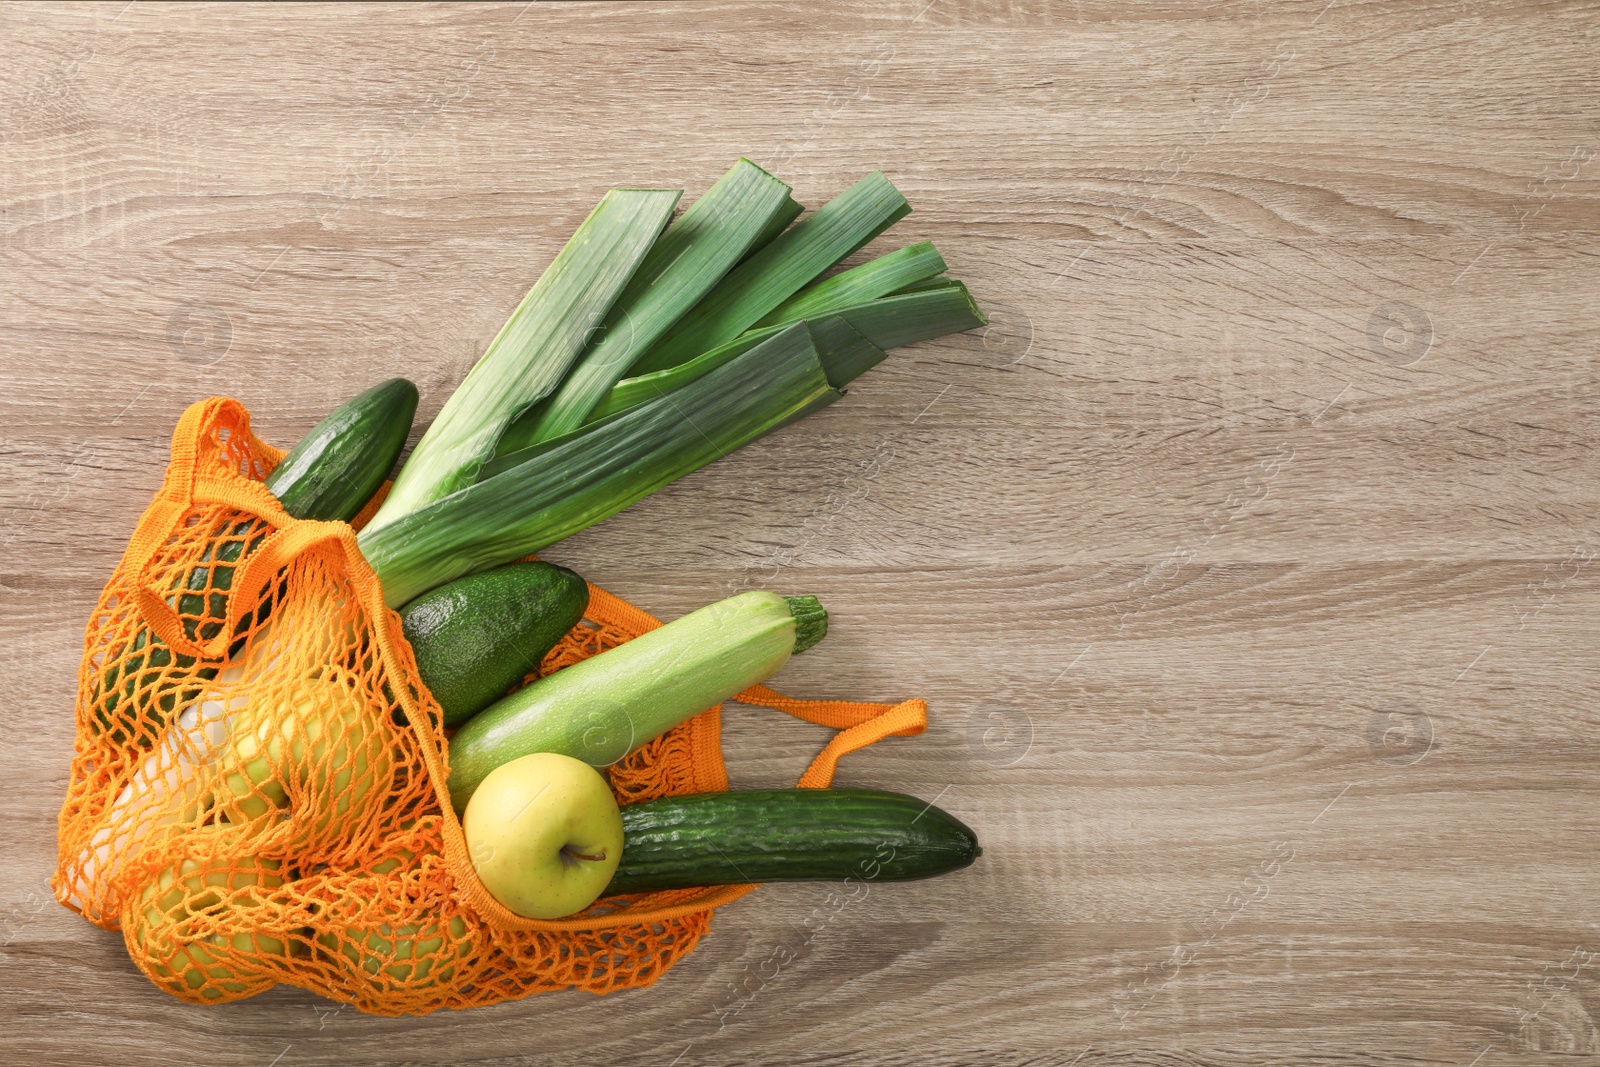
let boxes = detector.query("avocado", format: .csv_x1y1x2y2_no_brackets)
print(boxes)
399,561,589,726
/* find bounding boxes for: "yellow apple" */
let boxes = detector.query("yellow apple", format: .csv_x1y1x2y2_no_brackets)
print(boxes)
215,671,393,843
463,753,623,919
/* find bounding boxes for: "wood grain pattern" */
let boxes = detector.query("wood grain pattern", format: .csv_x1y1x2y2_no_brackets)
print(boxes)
3,1,1598,1063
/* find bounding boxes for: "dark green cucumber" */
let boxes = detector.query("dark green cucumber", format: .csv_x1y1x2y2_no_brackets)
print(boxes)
266,377,419,521
92,379,418,741
169,377,419,644
399,561,589,726
169,376,419,632
604,788,981,895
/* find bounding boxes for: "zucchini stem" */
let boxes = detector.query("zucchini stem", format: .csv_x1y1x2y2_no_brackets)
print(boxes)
783,595,828,654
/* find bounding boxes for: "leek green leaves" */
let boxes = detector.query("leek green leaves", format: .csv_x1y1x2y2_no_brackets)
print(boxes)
359,163,987,607
365,188,680,533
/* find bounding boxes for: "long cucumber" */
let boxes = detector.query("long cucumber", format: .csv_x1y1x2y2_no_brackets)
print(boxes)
605,788,981,894
445,591,827,811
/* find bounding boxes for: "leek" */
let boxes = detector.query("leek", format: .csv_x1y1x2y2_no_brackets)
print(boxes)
582,332,773,425
359,322,838,606
892,276,964,295
821,280,986,351
802,315,889,395
753,241,946,327
506,160,796,451
364,187,681,533
746,195,805,259
625,172,911,377
577,314,880,429
577,283,986,427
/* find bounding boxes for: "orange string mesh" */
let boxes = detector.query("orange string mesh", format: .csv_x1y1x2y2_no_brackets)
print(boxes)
53,397,927,1015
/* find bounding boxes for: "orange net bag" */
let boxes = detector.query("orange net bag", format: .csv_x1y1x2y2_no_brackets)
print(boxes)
53,397,928,1015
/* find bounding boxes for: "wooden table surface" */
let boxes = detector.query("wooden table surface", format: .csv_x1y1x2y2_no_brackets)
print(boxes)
4,2,1598,1064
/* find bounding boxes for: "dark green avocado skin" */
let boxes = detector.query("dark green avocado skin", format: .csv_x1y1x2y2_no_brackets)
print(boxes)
399,561,588,726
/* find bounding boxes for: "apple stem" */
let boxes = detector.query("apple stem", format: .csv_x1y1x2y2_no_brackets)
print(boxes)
561,845,608,865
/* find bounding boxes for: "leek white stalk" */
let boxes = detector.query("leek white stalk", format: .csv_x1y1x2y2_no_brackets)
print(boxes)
68,666,242,921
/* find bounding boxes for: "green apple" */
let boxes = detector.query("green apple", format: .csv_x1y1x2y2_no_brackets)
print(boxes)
315,847,475,986
216,671,393,844
128,851,289,1000
316,913,471,986
463,752,623,919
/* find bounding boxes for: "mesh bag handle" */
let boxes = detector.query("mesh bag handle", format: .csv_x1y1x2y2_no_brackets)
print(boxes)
122,399,302,660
